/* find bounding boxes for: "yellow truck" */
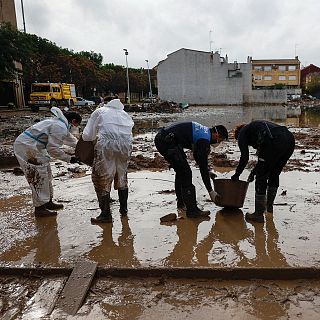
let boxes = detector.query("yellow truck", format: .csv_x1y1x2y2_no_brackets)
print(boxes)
28,82,77,111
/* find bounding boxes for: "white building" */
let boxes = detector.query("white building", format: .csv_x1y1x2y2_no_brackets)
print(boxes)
157,48,286,105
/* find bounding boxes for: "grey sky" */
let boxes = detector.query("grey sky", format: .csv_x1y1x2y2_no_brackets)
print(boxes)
14,0,320,69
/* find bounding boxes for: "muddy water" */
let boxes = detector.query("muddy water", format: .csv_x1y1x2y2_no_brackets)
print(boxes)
1,275,320,319
0,166,319,269
0,105,319,269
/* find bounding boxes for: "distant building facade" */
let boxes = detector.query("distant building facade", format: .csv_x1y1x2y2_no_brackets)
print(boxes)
157,49,286,105
0,0,25,108
301,64,320,89
157,49,252,105
0,0,17,26
252,58,301,89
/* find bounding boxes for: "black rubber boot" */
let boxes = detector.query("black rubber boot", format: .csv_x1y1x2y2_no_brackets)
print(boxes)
118,188,128,217
34,205,57,217
182,185,210,218
245,194,266,223
175,179,185,210
91,193,112,223
46,199,64,210
266,187,278,213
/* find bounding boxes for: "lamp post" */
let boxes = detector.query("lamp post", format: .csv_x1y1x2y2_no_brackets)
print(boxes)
123,49,130,104
20,0,26,33
145,59,153,98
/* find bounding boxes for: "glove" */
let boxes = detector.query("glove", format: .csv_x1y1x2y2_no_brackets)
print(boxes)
209,190,220,203
247,170,255,182
231,173,240,181
70,156,81,164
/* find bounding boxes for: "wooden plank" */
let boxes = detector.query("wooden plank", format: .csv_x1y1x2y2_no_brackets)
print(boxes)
54,261,97,315
22,278,66,318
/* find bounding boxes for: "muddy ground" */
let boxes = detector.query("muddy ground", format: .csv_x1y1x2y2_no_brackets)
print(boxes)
0,105,320,319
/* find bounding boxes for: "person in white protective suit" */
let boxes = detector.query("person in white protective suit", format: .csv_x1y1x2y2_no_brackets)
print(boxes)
14,107,82,217
82,98,134,223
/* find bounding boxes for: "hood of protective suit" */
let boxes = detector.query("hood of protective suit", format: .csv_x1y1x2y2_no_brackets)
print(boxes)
51,107,69,128
105,99,124,111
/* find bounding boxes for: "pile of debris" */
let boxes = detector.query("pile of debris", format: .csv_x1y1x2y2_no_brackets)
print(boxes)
124,100,182,113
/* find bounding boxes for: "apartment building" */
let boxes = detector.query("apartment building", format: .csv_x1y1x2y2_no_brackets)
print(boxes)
252,57,301,89
0,0,25,108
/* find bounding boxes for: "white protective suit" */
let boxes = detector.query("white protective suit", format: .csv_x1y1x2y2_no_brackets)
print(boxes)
14,107,78,207
82,99,134,194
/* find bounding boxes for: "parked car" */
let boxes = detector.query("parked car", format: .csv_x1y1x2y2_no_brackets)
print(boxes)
86,96,104,105
74,97,95,107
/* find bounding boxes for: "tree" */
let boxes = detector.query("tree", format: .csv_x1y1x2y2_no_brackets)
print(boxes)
0,25,150,99
306,75,320,96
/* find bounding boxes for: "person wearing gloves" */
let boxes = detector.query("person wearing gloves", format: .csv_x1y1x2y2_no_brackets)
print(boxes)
154,121,228,218
14,107,82,217
231,120,295,223
82,98,134,223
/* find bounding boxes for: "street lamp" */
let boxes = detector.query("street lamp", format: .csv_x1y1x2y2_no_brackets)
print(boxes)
123,49,130,104
145,59,153,98
21,0,26,33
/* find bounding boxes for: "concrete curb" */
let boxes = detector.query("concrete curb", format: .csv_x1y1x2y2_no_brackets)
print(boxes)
1,266,320,280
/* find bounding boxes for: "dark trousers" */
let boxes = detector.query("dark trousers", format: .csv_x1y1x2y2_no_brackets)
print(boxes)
255,128,295,195
154,132,192,190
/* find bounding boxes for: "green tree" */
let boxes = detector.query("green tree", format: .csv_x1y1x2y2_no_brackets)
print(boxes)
306,75,320,95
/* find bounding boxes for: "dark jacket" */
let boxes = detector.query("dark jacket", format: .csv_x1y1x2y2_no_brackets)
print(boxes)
235,120,282,175
163,122,214,191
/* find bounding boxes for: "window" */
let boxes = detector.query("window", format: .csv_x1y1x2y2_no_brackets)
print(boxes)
32,85,50,92
288,65,296,71
278,65,286,71
254,66,263,71
254,75,262,80
278,76,286,81
264,66,272,71
288,75,296,81
264,76,272,81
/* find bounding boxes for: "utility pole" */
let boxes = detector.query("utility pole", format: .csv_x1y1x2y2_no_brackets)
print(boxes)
123,49,130,104
20,0,26,33
145,59,152,98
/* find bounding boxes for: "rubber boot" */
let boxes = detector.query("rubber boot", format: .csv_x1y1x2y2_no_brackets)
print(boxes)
266,187,278,213
182,185,210,218
118,188,128,217
175,179,185,210
245,194,266,223
34,205,57,217
91,193,112,223
46,199,64,210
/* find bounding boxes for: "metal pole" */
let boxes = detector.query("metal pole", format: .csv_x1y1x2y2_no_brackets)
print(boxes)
145,59,152,98
123,49,130,104
20,0,26,33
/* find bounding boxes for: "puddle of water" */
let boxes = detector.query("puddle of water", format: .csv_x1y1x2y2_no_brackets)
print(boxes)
132,106,320,132
0,166,319,269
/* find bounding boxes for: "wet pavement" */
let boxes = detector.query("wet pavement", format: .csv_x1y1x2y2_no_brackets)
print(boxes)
0,105,320,318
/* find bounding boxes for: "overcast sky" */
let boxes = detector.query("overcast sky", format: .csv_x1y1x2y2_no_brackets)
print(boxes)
14,0,320,69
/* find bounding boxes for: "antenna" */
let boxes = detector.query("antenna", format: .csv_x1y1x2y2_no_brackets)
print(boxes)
294,43,299,57
209,29,213,52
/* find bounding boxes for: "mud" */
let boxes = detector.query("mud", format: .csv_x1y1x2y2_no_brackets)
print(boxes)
1,105,320,318
1,276,320,319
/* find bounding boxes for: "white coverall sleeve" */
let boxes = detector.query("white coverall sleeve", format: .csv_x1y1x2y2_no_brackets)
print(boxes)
63,132,78,148
47,126,71,162
82,109,100,141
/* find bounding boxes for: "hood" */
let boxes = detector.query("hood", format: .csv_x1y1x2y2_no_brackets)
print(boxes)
51,107,69,128
105,99,124,111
